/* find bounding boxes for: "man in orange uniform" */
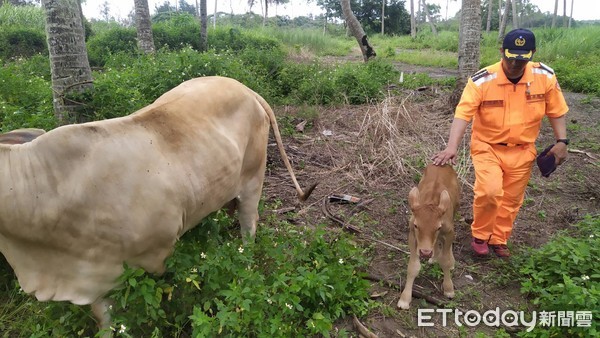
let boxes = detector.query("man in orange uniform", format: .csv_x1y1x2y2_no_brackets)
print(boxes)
432,29,569,257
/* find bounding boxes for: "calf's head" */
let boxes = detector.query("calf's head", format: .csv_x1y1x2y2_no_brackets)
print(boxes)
408,187,452,259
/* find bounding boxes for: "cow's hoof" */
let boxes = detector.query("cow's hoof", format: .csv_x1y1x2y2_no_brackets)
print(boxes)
444,290,455,299
397,299,411,310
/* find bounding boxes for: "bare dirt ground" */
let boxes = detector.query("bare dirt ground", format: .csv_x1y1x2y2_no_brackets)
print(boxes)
264,58,600,337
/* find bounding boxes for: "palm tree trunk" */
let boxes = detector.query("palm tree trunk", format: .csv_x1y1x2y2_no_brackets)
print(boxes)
486,0,493,33
134,0,155,54
568,0,574,28
511,0,519,28
552,0,558,28
422,0,438,35
340,0,376,62
455,0,481,106
410,0,416,38
42,0,93,124
497,0,510,43
562,0,567,27
381,0,385,35
200,0,207,51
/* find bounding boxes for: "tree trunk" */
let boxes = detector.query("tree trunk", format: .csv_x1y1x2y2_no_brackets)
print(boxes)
568,0,574,28
552,0,558,28
134,0,155,54
381,0,385,35
562,0,567,27
422,0,438,35
410,0,416,38
214,0,217,29
458,0,481,88
498,0,501,25
200,0,207,51
340,0,376,62
511,0,519,28
486,0,493,33
497,0,510,43
263,0,268,26
42,0,93,125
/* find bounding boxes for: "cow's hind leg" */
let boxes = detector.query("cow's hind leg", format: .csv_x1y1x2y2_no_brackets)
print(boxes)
237,176,264,243
92,298,113,337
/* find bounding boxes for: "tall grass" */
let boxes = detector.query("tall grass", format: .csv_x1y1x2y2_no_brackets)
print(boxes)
261,26,353,56
0,3,45,31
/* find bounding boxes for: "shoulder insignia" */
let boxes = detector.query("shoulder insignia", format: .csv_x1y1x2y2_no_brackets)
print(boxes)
471,69,489,82
471,70,497,86
532,62,554,79
535,62,555,75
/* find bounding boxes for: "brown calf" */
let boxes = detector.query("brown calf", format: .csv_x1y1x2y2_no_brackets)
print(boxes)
397,164,460,309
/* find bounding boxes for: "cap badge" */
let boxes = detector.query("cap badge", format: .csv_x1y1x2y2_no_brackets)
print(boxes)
515,36,526,47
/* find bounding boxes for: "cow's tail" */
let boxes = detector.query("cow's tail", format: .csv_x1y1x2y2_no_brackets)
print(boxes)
253,92,316,202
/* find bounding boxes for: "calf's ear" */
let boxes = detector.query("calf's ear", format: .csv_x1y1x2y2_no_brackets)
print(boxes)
408,187,420,210
438,190,451,213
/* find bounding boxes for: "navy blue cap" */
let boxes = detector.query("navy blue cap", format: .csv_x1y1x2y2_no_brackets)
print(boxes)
502,29,536,61
536,144,557,178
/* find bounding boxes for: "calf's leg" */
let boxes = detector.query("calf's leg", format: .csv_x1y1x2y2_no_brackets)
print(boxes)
398,231,420,309
438,230,456,298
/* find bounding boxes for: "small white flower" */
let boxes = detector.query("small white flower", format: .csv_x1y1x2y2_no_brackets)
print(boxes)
118,324,127,333
582,275,590,281
267,298,273,304
238,246,244,254
190,267,198,273
201,252,207,259
286,303,293,310
590,234,595,238
339,259,344,264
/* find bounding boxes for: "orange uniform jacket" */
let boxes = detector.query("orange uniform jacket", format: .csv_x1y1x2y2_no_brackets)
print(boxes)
455,61,568,245
455,61,568,145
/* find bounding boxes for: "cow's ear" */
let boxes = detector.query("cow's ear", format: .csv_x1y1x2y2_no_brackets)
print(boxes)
408,187,420,210
438,190,451,214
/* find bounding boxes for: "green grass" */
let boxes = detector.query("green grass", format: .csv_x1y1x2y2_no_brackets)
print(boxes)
0,3,45,31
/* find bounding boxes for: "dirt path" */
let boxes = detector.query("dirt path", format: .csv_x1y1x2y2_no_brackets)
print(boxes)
265,58,600,336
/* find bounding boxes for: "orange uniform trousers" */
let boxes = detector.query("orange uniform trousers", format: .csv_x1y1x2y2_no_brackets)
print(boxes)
470,139,537,245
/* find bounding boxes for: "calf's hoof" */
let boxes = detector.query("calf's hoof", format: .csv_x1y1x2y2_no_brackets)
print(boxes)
444,290,455,298
397,298,411,310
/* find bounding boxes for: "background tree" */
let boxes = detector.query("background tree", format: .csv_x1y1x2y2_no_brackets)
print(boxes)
340,0,375,62
568,0,573,28
421,0,437,35
41,0,93,124
317,0,410,35
485,0,493,32
551,0,558,28
562,0,567,27
410,0,416,37
199,0,207,51
134,0,155,54
497,0,510,42
457,0,481,90
512,0,518,28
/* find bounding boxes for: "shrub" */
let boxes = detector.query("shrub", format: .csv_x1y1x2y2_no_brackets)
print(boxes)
86,27,137,67
0,27,47,61
9,211,373,336
0,55,56,132
519,215,599,337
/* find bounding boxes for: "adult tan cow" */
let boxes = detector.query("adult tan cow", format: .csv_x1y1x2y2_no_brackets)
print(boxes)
397,164,459,310
0,128,46,144
0,76,315,332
